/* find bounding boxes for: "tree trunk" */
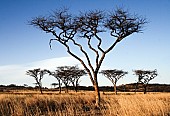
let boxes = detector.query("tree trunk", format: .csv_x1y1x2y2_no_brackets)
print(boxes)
58,80,61,94
135,82,138,94
72,82,77,92
65,85,69,93
114,83,117,95
143,85,147,94
75,79,79,92
94,83,100,107
93,73,100,107
39,84,43,94
75,82,78,93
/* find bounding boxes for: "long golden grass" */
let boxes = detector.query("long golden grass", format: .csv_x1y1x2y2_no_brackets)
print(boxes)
0,92,169,116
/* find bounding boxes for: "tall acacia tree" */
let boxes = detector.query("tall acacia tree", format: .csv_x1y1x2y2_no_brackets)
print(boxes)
134,69,158,94
100,69,128,95
26,68,48,94
30,8,147,106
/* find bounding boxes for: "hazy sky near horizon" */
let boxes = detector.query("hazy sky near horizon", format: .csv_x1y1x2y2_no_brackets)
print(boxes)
0,0,170,87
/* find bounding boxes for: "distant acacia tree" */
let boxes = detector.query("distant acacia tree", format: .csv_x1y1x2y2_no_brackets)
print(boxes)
23,84,28,87
26,68,48,94
100,69,128,95
51,83,59,88
134,69,158,94
30,7,147,106
47,70,62,94
68,65,86,92
55,66,71,93
55,66,86,93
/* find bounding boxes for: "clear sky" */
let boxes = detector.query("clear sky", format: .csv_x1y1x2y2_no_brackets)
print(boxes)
0,0,170,87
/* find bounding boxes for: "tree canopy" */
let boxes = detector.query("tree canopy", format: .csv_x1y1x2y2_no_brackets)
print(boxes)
100,69,128,94
134,69,158,94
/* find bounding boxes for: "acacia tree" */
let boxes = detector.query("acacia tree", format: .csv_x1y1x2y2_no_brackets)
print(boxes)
30,8,146,106
68,65,86,92
26,68,48,94
48,71,62,94
100,69,128,95
134,69,158,94
55,66,72,93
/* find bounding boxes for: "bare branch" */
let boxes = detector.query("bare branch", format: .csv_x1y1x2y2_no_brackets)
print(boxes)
59,40,95,85
105,8,147,41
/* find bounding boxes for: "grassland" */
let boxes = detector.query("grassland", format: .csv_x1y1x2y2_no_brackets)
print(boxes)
0,91,169,116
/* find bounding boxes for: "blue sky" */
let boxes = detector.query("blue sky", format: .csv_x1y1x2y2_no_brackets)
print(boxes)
0,0,170,87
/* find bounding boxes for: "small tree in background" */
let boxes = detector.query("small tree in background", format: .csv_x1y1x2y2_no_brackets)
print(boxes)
51,83,59,88
134,69,158,94
48,71,62,94
68,65,86,92
26,68,48,94
55,65,86,93
23,84,28,87
100,69,128,95
55,66,72,93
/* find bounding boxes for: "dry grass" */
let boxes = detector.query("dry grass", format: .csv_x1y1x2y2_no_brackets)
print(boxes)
0,92,169,116
103,93,170,116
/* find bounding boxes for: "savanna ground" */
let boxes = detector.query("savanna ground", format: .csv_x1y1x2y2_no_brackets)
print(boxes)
0,90,170,116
